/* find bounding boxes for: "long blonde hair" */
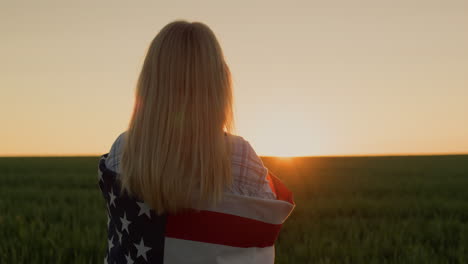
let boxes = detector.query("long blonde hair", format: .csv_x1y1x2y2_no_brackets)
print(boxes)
119,20,234,214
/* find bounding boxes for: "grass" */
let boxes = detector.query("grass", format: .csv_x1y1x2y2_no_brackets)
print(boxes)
1,155,467,263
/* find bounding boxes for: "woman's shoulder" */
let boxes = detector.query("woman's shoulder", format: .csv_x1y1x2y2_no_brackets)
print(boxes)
228,134,260,167
103,132,276,199
104,131,128,173
226,133,277,199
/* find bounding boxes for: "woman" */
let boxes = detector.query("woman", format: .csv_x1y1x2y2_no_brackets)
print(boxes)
98,20,295,264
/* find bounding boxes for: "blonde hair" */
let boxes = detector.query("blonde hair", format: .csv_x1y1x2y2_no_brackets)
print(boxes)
119,20,234,214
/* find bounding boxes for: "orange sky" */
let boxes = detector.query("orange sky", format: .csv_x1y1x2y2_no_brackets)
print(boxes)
1,0,468,157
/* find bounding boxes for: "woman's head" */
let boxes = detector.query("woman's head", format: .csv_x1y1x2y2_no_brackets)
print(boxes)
119,20,234,214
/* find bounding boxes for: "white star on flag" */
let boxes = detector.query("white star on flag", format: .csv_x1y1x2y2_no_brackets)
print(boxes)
109,189,117,207
120,212,131,233
98,168,103,182
108,235,115,252
134,237,152,261
125,253,134,264
136,201,151,218
116,229,123,244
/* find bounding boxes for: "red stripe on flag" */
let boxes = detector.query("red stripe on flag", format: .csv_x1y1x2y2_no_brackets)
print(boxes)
267,172,295,204
165,210,281,248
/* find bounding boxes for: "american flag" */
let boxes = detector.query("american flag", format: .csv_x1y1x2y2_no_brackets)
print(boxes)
98,153,295,264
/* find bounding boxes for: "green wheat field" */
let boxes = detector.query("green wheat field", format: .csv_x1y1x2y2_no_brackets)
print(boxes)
1,155,467,263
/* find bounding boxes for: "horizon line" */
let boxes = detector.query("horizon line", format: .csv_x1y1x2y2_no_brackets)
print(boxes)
1,152,468,158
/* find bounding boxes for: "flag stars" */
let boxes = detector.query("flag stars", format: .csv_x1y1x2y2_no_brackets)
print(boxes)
120,212,131,233
125,253,134,264
109,189,117,207
108,236,115,253
98,169,104,182
134,238,151,261
116,229,123,244
136,201,152,218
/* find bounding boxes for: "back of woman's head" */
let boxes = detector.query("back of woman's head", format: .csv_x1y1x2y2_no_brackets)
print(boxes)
119,20,234,214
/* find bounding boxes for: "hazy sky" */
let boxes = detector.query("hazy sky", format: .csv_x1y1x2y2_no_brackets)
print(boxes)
1,0,467,156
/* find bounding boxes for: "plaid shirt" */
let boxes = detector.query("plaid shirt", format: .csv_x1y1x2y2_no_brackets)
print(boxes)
105,132,276,200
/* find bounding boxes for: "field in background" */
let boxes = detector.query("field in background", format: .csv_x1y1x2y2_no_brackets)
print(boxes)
1,155,467,263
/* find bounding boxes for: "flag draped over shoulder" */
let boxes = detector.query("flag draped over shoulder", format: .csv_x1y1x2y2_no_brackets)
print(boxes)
98,153,295,264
